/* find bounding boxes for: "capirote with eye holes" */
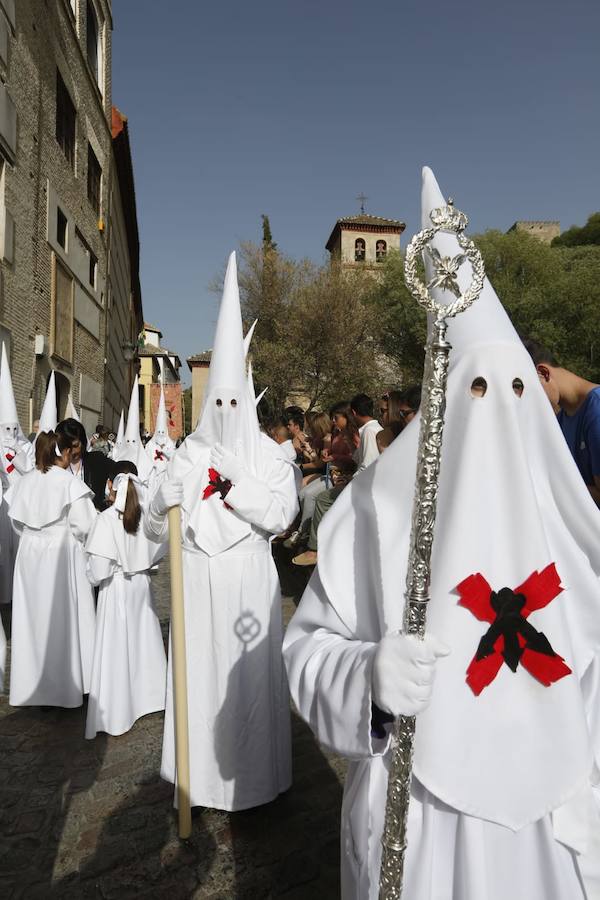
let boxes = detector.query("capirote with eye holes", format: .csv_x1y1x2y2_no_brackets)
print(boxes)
470,377,525,398
216,398,238,407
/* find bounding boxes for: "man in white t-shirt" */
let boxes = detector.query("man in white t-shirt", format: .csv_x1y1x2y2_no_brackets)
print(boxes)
350,393,383,471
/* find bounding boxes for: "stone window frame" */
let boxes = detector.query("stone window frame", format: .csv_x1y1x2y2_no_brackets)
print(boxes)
86,0,104,96
376,239,387,262
56,205,68,251
56,69,76,169
354,238,366,262
87,142,101,216
51,253,75,366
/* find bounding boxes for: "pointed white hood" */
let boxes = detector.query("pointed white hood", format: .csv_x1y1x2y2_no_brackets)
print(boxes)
0,343,18,425
0,343,23,452
310,166,600,833
115,410,125,446
38,371,58,434
65,393,81,422
123,375,140,447
243,319,258,358
145,383,176,465
170,251,263,555
112,376,152,481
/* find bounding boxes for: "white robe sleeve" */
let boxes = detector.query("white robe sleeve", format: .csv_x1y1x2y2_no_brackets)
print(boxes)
226,460,298,534
68,496,97,543
144,490,170,542
283,569,391,760
86,553,117,586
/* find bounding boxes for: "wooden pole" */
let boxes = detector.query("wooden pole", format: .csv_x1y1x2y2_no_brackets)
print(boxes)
168,505,192,839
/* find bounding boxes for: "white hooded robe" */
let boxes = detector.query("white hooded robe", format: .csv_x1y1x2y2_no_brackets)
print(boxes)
7,465,97,707
283,169,600,900
146,252,298,811
85,489,167,739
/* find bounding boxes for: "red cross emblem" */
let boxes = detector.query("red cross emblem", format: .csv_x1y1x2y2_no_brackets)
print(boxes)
457,563,571,696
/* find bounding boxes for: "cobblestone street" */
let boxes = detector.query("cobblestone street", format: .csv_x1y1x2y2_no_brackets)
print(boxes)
0,553,347,898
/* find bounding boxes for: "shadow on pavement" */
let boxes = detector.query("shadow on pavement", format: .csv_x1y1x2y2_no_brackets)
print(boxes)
0,703,108,899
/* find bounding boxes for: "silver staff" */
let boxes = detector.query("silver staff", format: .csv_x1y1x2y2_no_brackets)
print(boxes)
378,200,485,899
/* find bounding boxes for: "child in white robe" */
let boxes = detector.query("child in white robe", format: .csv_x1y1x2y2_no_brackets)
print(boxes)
85,460,167,739
7,430,97,707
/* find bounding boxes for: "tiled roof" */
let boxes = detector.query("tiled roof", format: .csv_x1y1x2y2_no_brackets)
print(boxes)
187,350,212,365
326,214,406,252
336,214,405,228
143,322,163,335
138,345,181,365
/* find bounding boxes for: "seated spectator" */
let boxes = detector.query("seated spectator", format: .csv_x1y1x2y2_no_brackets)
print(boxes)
376,390,406,452
377,384,422,452
400,384,422,424
292,458,357,567
270,421,297,462
283,412,333,550
378,392,391,426
350,393,383,470
285,409,307,461
299,411,332,478
324,401,359,464
524,338,600,505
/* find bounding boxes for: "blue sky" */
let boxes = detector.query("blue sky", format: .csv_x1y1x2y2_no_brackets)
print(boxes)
112,0,599,385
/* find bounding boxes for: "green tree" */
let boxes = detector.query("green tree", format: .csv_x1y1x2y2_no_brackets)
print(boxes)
368,249,427,383
261,214,277,251
237,243,381,415
183,386,192,435
369,230,600,385
552,212,600,247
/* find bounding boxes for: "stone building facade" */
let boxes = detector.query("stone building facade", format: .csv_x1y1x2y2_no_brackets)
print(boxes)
187,350,211,431
0,0,122,436
104,106,143,432
138,323,183,439
507,220,561,244
326,214,405,272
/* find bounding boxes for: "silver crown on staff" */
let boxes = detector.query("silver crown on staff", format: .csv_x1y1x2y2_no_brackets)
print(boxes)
404,199,485,320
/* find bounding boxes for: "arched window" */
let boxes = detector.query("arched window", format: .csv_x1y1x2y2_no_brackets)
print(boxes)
354,238,366,262
86,1,101,87
376,239,387,262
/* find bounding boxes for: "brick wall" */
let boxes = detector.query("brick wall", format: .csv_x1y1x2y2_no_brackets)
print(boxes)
0,0,113,432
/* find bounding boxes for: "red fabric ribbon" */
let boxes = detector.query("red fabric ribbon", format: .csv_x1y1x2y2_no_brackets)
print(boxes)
154,449,165,461
457,563,572,696
5,452,14,474
202,467,232,510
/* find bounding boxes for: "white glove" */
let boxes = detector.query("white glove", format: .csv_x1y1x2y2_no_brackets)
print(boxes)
152,479,184,516
372,632,450,718
209,443,246,484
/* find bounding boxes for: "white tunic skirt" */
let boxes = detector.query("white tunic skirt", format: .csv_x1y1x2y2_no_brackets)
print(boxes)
0,496,18,604
85,571,166,738
161,541,292,811
10,522,95,707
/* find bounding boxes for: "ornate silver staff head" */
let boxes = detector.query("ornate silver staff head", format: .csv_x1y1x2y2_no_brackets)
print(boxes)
404,200,485,324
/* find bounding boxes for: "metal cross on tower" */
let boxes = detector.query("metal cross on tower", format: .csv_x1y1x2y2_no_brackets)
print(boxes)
357,193,368,214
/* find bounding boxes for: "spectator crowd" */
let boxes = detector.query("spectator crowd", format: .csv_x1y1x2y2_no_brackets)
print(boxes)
267,385,422,567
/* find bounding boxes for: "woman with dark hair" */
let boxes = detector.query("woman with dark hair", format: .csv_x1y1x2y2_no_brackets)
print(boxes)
376,390,406,452
85,460,167,738
56,418,114,510
325,401,359,463
6,429,97,707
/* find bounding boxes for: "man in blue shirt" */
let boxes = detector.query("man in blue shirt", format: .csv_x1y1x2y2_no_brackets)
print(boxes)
524,339,600,506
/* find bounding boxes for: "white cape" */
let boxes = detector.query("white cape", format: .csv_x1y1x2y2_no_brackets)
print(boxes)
7,466,97,707
85,506,167,738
